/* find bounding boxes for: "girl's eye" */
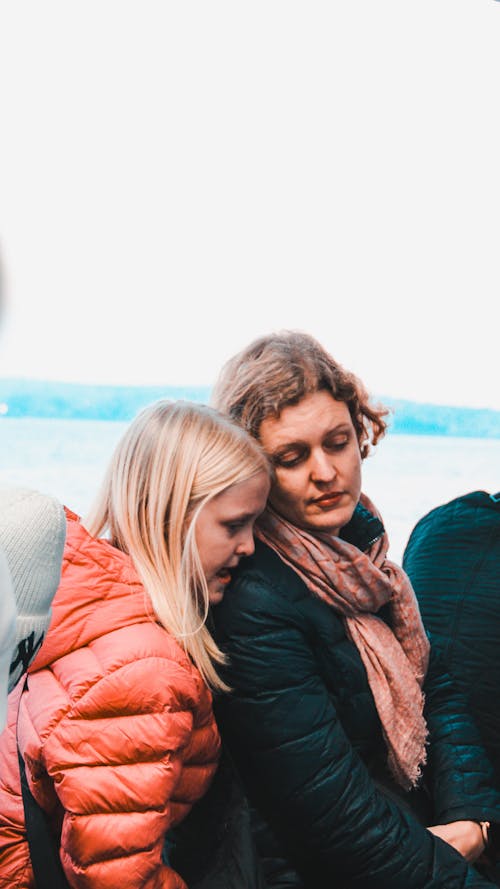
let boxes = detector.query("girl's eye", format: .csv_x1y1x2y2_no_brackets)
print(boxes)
225,521,245,535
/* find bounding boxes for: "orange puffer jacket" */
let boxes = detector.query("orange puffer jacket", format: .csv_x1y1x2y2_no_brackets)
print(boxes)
0,511,221,889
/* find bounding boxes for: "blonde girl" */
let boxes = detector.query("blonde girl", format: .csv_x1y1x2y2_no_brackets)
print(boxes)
0,400,270,889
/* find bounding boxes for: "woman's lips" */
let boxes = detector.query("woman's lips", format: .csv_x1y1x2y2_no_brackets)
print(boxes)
310,492,343,509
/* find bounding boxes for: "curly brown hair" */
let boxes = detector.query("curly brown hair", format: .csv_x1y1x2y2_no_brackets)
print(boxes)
211,330,389,459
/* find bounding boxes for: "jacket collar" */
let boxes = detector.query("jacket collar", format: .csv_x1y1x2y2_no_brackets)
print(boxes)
340,501,385,552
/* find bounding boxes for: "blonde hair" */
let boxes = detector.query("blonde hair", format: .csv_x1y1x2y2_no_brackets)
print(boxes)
85,400,269,691
212,330,388,458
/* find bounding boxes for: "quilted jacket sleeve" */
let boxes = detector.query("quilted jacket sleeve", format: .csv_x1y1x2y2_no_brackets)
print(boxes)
31,651,219,889
423,639,500,824
214,565,493,889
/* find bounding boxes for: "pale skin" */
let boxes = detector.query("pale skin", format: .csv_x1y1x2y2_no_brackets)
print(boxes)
427,822,485,864
195,471,270,606
259,390,486,865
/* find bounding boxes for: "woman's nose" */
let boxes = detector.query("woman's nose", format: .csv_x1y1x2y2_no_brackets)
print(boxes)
310,449,336,483
235,528,255,558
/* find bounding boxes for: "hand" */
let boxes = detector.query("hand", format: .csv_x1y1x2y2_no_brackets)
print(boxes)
428,820,485,863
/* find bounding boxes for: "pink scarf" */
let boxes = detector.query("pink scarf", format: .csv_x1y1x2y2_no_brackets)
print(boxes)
255,494,430,789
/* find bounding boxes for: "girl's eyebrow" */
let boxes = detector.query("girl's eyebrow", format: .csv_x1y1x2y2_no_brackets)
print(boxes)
223,511,258,523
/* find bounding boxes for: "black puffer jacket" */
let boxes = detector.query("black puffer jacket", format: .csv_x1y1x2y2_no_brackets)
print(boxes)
213,506,500,889
403,490,500,783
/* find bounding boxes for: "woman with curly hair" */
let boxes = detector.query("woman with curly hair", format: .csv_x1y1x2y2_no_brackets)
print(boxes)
211,331,500,889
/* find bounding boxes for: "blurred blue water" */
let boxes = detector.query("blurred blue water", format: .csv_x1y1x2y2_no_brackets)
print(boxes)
1,418,499,565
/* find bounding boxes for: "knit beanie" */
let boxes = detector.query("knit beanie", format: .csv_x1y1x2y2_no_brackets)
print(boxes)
0,485,66,692
0,546,16,730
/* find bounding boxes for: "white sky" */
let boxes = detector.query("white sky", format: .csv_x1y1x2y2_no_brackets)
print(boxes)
0,1,499,408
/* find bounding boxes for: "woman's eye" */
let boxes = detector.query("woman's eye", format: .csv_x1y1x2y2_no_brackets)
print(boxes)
274,451,305,468
324,437,348,452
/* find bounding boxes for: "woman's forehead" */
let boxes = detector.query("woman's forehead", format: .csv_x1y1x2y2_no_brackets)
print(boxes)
259,392,352,448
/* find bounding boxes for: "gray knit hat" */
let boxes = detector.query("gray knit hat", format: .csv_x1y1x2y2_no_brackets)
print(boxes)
0,485,66,691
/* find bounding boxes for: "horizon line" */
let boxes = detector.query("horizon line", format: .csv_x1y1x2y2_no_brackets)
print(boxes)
1,375,500,414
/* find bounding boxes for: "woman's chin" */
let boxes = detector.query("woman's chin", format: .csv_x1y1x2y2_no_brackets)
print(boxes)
302,505,356,536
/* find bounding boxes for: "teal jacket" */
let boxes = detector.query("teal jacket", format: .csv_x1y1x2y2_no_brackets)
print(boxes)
404,490,500,782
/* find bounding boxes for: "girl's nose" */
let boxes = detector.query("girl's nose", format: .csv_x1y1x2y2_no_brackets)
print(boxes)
235,528,255,558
